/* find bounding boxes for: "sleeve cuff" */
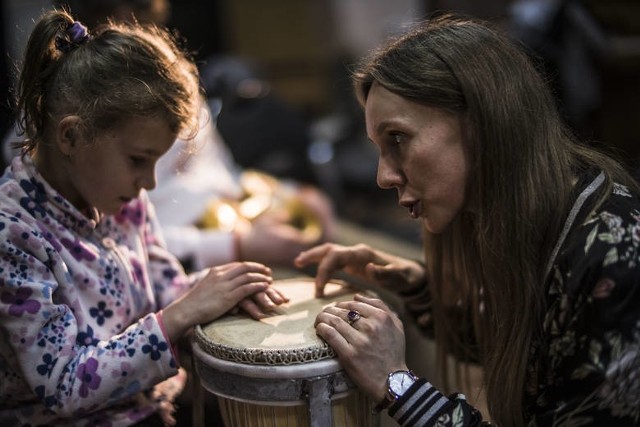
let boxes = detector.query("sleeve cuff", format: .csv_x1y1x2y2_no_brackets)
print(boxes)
156,310,180,368
389,378,454,426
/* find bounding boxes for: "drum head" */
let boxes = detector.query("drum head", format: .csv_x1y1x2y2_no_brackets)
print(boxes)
195,278,357,365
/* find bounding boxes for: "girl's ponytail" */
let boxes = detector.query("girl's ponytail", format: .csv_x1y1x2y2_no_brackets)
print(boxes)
14,8,199,155
16,10,84,149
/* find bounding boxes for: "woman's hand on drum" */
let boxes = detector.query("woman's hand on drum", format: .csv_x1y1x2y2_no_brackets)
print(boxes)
314,293,407,404
162,262,273,341
294,243,427,297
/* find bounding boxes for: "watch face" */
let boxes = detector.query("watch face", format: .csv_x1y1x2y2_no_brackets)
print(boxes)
389,371,415,397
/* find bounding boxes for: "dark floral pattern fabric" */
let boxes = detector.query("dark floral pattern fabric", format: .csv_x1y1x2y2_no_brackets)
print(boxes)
395,179,640,426
528,182,640,426
0,156,201,426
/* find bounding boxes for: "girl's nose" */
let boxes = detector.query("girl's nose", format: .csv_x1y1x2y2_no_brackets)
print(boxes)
139,168,157,191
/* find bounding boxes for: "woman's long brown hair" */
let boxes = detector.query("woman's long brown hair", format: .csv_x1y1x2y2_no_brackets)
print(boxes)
354,14,638,425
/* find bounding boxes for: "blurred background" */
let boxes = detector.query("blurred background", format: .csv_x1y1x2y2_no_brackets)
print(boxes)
1,0,639,424
1,0,639,246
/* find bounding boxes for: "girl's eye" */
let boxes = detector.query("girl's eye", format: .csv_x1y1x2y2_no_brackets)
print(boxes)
130,157,146,166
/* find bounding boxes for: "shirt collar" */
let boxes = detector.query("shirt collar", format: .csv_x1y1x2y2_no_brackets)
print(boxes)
13,154,100,234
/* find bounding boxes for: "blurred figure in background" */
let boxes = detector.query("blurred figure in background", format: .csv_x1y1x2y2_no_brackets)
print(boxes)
32,0,338,272
509,0,640,180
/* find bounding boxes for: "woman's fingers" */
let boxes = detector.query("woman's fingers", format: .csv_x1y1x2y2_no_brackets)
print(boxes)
296,244,341,296
315,309,357,355
296,243,378,297
314,295,406,401
294,243,331,267
352,293,394,311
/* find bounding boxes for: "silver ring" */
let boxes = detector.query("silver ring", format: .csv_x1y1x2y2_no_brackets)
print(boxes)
347,310,361,325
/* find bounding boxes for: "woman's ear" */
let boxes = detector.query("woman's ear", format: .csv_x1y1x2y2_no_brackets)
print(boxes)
55,116,83,157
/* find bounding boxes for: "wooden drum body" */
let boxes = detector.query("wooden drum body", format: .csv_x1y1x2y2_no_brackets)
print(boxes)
192,278,376,426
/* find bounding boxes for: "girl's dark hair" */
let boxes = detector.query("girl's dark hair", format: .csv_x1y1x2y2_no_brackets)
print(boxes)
16,8,199,152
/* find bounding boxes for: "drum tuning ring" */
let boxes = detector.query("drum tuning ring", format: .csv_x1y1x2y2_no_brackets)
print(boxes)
302,376,336,400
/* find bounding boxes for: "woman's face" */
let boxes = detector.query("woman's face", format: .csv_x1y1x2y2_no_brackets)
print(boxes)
365,82,470,234
62,116,176,216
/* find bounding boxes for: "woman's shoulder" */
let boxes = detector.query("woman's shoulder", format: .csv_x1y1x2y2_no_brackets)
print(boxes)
556,180,640,298
581,181,640,252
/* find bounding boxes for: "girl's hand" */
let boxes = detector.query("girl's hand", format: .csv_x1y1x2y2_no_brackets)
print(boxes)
236,285,290,320
314,294,407,403
162,262,273,340
294,243,426,297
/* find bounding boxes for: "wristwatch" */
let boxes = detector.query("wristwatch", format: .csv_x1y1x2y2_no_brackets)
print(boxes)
373,369,417,413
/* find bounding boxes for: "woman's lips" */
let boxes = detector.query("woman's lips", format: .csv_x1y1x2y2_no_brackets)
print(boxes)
402,200,422,219
409,202,418,219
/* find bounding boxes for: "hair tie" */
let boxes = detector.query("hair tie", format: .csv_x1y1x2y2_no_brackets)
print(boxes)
55,21,90,53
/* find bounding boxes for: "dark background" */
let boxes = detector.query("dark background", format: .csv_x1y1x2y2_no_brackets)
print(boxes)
1,0,639,244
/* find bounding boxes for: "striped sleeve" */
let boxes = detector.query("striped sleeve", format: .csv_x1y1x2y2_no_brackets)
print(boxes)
388,379,484,426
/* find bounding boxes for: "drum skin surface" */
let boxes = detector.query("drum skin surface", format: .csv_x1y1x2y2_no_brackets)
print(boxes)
192,278,377,427
195,278,357,365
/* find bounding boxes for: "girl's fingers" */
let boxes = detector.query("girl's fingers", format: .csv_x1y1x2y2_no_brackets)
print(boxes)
230,272,273,285
261,285,289,305
238,297,266,320
229,282,270,304
214,261,273,280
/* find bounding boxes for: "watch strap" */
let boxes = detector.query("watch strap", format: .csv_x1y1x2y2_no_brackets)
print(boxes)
373,393,395,414
372,369,417,414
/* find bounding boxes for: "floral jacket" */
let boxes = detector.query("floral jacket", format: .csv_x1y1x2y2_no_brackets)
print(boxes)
0,155,203,426
392,173,640,426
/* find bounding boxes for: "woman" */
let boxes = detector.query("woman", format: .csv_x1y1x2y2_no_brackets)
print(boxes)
295,14,640,426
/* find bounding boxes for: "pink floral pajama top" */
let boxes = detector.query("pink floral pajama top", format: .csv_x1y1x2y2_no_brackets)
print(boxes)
0,155,203,426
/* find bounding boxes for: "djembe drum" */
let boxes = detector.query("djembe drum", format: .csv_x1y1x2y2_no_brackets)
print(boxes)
192,278,376,427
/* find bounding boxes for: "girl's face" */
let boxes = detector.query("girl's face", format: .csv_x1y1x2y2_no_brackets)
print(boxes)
64,116,176,216
365,82,470,234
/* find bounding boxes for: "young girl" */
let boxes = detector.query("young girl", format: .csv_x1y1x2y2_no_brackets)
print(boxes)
296,14,640,426
0,10,284,426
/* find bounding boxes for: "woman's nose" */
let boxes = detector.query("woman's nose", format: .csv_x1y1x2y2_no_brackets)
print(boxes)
376,157,403,189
